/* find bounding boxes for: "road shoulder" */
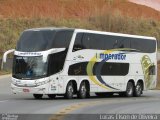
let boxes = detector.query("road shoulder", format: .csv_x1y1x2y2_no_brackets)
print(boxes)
0,74,11,80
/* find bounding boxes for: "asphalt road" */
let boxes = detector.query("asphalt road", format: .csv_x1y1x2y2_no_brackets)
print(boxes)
0,76,160,120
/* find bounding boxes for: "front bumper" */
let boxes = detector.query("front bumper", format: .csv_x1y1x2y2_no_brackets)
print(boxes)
11,83,49,94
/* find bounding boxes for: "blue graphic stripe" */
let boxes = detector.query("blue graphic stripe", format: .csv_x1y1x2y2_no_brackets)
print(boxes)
95,58,119,90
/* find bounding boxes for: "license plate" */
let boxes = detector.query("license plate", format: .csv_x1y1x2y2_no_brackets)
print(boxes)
23,89,30,93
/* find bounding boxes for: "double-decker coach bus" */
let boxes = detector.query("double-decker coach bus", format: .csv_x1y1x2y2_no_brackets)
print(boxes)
3,28,157,99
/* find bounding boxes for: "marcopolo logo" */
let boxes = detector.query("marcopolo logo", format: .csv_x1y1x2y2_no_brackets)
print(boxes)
96,53,126,60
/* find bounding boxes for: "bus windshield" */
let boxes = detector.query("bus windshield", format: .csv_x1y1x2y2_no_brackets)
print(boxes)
17,30,56,52
16,30,74,52
13,56,48,79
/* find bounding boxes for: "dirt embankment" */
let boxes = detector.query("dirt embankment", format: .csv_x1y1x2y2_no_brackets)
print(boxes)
0,0,160,20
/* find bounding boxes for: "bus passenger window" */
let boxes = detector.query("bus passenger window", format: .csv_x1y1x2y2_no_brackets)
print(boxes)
118,38,130,49
53,31,73,48
73,33,84,52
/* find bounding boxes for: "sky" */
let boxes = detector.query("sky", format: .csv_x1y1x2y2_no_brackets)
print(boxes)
129,0,160,11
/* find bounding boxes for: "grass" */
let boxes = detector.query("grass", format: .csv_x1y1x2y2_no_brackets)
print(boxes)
88,12,160,39
0,70,10,75
0,12,160,56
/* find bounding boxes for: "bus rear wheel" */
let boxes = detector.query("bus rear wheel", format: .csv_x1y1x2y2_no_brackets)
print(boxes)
33,94,43,99
65,82,74,99
48,94,56,99
134,82,143,97
125,82,134,97
78,82,88,99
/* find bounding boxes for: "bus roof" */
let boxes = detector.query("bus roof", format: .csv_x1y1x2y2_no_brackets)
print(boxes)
75,29,156,40
25,27,156,40
25,27,74,32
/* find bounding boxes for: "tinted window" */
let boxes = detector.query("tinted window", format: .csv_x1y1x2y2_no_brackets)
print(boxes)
73,33,84,52
73,33,131,51
12,56,47,79
117,37,130,48
68,62,129,76
93,62,129,76
73,33,156,53
104,35,118,49
17,30,73,52
52,31,73,48
131,38,156,53
68,62,88,75
48,50,67,75
82,33,105,50
17,30,56,52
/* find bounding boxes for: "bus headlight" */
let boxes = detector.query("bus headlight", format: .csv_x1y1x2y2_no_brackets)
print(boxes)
11,78,21,86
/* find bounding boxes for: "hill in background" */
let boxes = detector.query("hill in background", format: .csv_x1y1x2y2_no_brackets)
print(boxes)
0,0,160,20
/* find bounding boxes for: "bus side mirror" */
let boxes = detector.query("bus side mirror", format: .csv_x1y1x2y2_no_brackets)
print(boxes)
1,49,15,70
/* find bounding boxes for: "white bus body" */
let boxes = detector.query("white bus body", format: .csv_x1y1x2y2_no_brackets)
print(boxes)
9,28,157,99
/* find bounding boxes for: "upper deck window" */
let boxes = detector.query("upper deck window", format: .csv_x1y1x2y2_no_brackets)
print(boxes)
73,33,156,53
17,30,73,52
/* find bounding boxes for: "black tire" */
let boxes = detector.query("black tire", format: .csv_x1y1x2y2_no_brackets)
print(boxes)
78,82,88,99
125,82,134,97
134,82,143,97
33,94,43,99
65,82,74,99
48,94,56,99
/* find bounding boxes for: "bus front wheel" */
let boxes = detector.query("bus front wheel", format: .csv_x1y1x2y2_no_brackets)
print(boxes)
65,82,74,99
33,94,43,99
